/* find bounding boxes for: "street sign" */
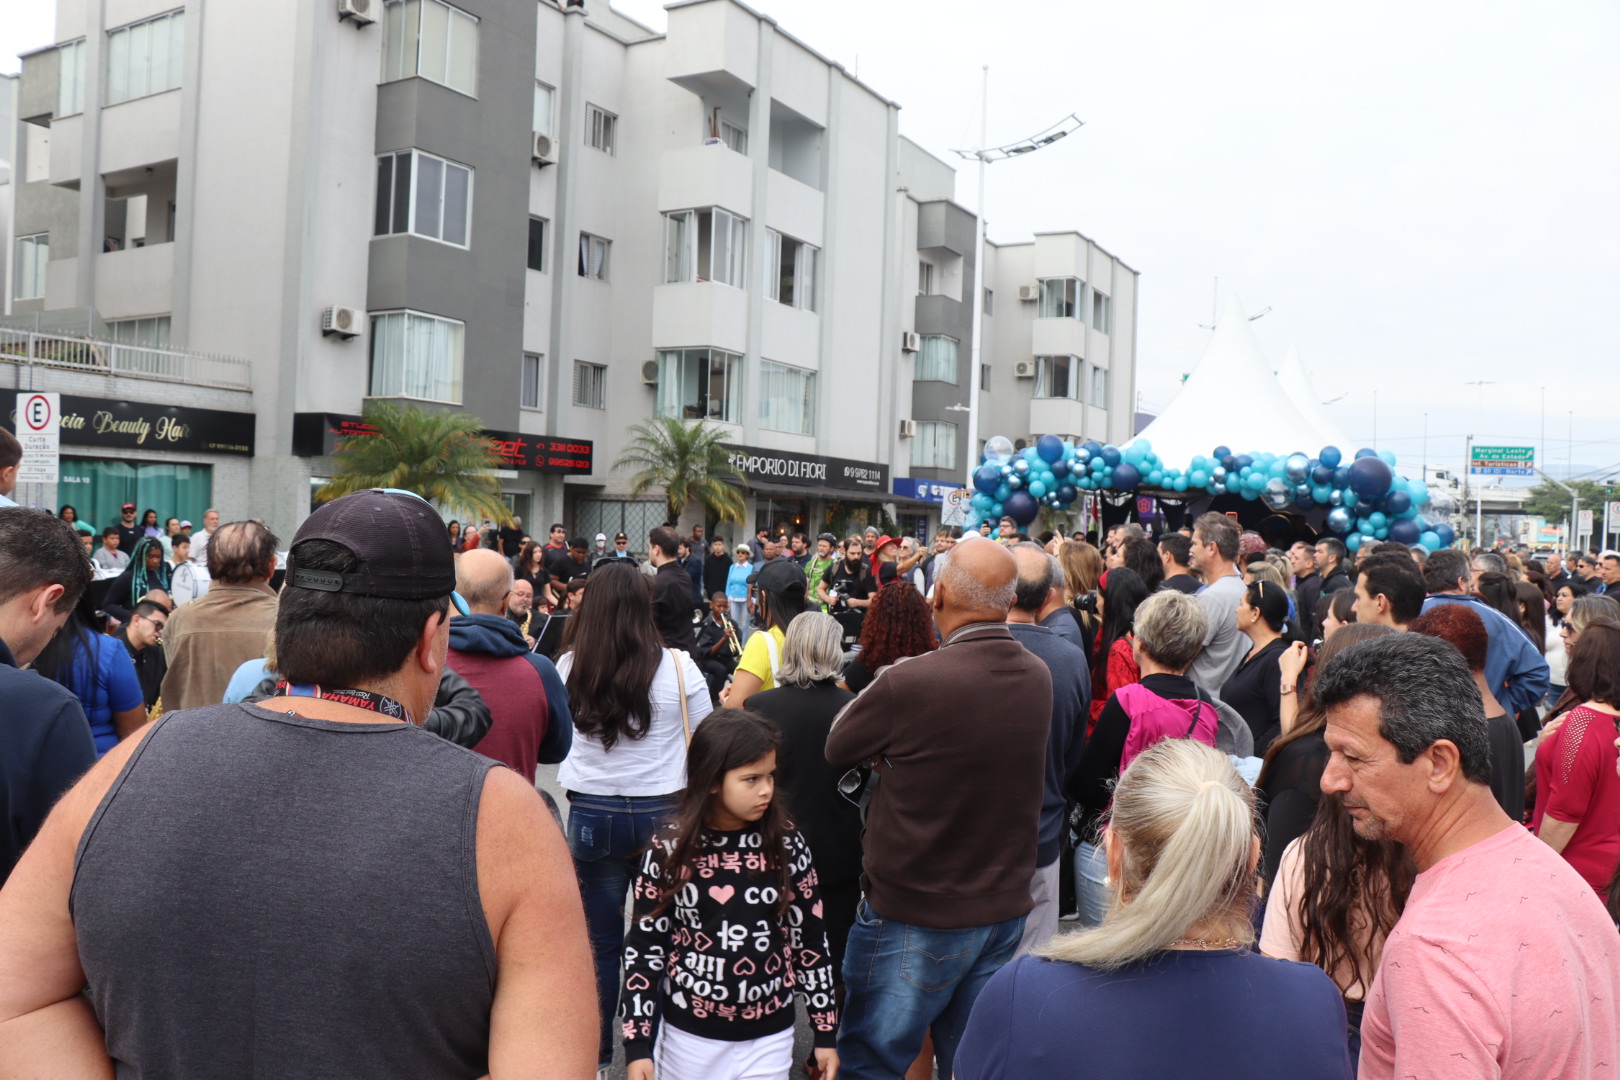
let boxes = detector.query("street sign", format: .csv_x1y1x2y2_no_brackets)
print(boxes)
1578,509,1593,537
1468,445,1534,476
1607,501,1620,539
941,487,970,527
14,392,60,484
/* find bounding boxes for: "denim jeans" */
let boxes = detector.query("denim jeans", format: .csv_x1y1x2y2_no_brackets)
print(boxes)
837,900,1025,1080
729,599,752,645
1074,839,1115,927
566,791,680,1066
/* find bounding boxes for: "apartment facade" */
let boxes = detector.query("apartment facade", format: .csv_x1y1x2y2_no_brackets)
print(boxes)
3,0,1136,546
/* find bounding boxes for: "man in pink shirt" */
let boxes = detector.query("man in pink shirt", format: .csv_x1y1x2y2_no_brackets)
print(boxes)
1315,632,1619,1080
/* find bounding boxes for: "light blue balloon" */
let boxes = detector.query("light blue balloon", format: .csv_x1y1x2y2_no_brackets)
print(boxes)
1342,490,1359,510
1028,480,1047,498
1269,459,1289,479
995,483,1011,502
1240,485,1259,501
1357,517,1373,535
1377,449,1397,467
1410,485,1430,507
1346,532,1363,552
1147,470,1163,486
1375,526,1389,540
1420,530,1441,552
1369,511,1388,529
1173,477,1189,492
1189,470,1208,488
1136,439,1153,455
1312,484,1332,504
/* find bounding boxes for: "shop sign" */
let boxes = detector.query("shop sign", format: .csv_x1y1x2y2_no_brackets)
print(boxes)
892,478,965,504
723,444,889,492
292,413,593,474
1,391,255,456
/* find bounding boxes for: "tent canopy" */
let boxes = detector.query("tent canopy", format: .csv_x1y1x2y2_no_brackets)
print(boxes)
1277,344,1352,452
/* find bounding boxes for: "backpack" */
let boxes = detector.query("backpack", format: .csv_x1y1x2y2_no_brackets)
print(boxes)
1115,682,1220,774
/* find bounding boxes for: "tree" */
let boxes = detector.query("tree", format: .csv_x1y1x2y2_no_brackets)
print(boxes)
612,416,747,527
1523,478,1613,522
315,400,513,525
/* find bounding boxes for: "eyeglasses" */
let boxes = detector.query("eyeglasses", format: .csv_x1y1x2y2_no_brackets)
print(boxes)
136,613,167,634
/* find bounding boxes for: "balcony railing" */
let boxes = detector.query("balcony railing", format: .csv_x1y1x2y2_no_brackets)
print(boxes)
0,327,252,391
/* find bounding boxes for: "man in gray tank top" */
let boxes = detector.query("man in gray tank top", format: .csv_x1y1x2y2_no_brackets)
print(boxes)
0,489,596,1078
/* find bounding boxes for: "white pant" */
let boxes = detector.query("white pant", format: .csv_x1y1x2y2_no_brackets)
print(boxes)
1017,859,1061,955
654,1024,794,1080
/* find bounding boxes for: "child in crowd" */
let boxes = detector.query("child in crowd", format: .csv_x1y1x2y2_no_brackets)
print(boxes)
620,709,838,1080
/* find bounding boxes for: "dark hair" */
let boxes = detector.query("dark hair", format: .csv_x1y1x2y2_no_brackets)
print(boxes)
0,428,19,470
1122,536,1164,591
1313,632,1492,785
550,522,565,532
31,589,106,695
1096,568,1151,679
1315,536,1347,565
1258,623,1395,788
141,508,158,528
1474,571,1520,629
1314,588,1356,637
1193,512,1240,562
1294,795,1415,1000
753,575,804,636
58,505,78,522
648,526,679,558
0,508,92,614
275,539,449,686
102,525,120,539
208,521,280,585
1356,553,1425,625
855,581,937,672
1422,549,1470,594
1407,603,1488,672
1566,620,1620,707
132,598,169,619
649,709,793,919
516,539,545,574
1514,580,1547,653
563,560,663,751
1553,577,1590,625
1246,580,1290,635
1158,532,1191,568
568,536,588,551
129,537,173,599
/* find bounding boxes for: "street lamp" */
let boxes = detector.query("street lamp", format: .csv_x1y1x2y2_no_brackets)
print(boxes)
952,71,1082,489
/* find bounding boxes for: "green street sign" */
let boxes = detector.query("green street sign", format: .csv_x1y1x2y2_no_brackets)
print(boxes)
1469,446,1534,476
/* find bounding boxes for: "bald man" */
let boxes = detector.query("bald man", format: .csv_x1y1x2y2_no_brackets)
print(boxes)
827,534,1053,1080
506,578,535,643
447,549,571,782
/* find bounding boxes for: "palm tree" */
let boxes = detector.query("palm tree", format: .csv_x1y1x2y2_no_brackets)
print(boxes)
315,400,513,525
613,416,747,527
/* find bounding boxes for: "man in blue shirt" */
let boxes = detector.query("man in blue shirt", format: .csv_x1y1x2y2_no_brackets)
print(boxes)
1420,549,1548,716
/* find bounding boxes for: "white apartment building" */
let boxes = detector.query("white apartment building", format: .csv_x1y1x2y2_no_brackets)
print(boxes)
2,0,1136,546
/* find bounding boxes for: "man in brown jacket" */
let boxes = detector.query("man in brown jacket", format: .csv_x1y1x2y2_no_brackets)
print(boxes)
160,521,278,711
826,537,1051,1080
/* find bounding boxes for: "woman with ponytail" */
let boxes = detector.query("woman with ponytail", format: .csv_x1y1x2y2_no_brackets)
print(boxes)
956,740,1352,1080
1220,579,1293,754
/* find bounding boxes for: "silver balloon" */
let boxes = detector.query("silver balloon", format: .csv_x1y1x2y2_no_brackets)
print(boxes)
1212,466,1227,482
1262,477,1293,510
1208,481,1227,496
1327,506,1354,533
1329,489,1344,506
1285,452,1311,483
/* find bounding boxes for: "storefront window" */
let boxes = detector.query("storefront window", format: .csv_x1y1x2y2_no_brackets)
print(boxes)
754,498,808,539
59,458,213,533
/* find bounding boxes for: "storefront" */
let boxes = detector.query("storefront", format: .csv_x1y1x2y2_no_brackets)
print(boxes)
722,443,893,540
892,478,966,541
0,391,255,532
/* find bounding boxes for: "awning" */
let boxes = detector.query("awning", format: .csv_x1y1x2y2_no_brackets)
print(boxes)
742,478,931,505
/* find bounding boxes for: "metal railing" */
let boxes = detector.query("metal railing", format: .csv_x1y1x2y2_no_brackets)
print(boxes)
0,327,252,391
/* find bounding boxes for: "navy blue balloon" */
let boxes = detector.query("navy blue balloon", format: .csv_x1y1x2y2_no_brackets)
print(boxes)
1101,445,1122,467
1056,482,1078,504
1355,447,1377,460
1212,445,1232,460
1319,445,1343,468
1332,465,1352,488
1003,490,1039,526
1384,489,1412,516
1346,455,1394,501
1235,454,1253,470
1051,459,1070,479
1221,455,1239,472
1312,465,1334,485
1082,440,1103,458
1112,463,1141,490
973,465,1002,495
1388,518,1422,545
1434,522,1456,547
1036,434,1065,464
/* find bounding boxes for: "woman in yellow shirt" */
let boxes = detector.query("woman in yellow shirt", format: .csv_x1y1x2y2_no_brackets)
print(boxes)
723,559,807,708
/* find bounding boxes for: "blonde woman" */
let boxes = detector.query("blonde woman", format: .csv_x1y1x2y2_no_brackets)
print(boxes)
957,740,1352,1080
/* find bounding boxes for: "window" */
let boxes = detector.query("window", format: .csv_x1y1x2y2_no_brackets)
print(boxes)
374,150,471,246
527,217,546,272
1037,277,1079,319
760,360,816,435
382,0,478,96
767,230,817,311
533,81,554,135
914,335,958,383
586,104,616,154
1091,364,1109,407
918,260,934,296
720,119,747,154
573,360,606,409
914,422,957,469
983,288,994,316
656,348,741,423
663,208,747,287
14,234,47,300
980,363,990,391
1034,355,1077,399
578,233,609,280
105,11,184,106
369,310,464,402
521,353,543,410
108,316,171,349
58,40,85,116
1092,290,1112,333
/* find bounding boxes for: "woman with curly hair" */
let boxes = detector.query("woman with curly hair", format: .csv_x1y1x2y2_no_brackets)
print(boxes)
838,580,936,695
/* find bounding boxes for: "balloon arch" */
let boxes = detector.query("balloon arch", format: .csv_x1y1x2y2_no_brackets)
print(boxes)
966,434,1456,552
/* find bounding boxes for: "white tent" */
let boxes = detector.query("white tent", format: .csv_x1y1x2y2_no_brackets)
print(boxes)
1276,344,1353,453
1129,296,1329,469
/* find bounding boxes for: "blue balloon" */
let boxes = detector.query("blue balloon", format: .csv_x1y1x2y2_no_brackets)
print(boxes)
1173,477,1189,492
1028,480,1047,498
1235,454,1254,470
1377,449,1397,468
1057,483,1078,503
1319,446,1343,468
1434,523,1456,548
1342,489,1359,510
1189,470,1208,488
1312,465,1334,485
973,465,1002,495
1332,466,1352,488
1112,463,1142,490
1136,439,1153,455
1389,518,1421,545
1036,434,1065,464
1368,512,1388,530
1082,440,1103,458
1419,530,1441,552
1101,445,1122,467
995,484,1011,502
1312,484,1333,504
1012,458,1031,477
1355,448,1377,460
1384,489,1412,517
1346,532,1363,552
1051,459,1070,479
1329,489,1344,506
1346,456,1394,501
1212,445,1232,461
1003,491,1038,526
1222,455,1240,472
1327,507,1354,534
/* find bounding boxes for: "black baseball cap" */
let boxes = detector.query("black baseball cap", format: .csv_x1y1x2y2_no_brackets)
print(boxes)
285,488,469,615
748,558,808,597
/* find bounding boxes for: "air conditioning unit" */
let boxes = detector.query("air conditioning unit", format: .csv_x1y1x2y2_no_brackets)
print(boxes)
532,132,558,167
337,0,377,25
900,331,920,353
321,306,362,339
1014,359,1036,378
1018,284,1039,302
898,418,917,439
641,359,660,386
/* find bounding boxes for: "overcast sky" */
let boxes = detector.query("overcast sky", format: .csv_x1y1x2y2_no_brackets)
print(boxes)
7,1,1617,481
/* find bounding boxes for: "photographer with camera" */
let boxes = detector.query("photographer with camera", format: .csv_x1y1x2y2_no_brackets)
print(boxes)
817,535,873,651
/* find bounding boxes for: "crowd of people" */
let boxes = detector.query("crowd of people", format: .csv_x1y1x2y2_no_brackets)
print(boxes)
0,479,1616,1079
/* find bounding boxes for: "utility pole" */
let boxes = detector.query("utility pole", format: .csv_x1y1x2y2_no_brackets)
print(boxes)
1538,468,1578,557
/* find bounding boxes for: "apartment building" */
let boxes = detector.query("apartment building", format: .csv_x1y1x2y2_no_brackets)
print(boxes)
2,0,1136,545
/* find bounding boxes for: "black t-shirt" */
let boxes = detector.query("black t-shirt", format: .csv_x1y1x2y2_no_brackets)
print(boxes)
1161,573,1201,595
1255,730,1329,886
821,559,871,643
1220,638,1289,754
497,527,524,558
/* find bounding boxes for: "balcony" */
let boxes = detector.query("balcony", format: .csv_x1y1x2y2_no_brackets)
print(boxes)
0,326,252,391
1032,316,1087,360
658,142,753,217
665,2,759,95
100,90,181,178
651,282,748,356
765,168,824,249
1029,396,1087,440
96,242,172,320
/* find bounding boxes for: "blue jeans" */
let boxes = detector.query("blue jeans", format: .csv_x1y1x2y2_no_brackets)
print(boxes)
566,792,680,1066
837,900,1025,1080
1073,840,1114,928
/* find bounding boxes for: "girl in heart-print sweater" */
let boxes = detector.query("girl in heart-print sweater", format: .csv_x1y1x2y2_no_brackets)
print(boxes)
619,709,838,1080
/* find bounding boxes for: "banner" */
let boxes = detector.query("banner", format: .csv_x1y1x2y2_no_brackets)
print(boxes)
2,391,255,457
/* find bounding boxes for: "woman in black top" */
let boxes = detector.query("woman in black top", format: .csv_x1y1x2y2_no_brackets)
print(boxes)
1220,580,1292,754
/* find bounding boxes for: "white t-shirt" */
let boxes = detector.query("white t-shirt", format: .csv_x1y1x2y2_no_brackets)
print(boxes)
555,648,712,796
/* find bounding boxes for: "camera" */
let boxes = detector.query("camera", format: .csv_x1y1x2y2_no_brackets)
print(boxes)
1075,590,1100,615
